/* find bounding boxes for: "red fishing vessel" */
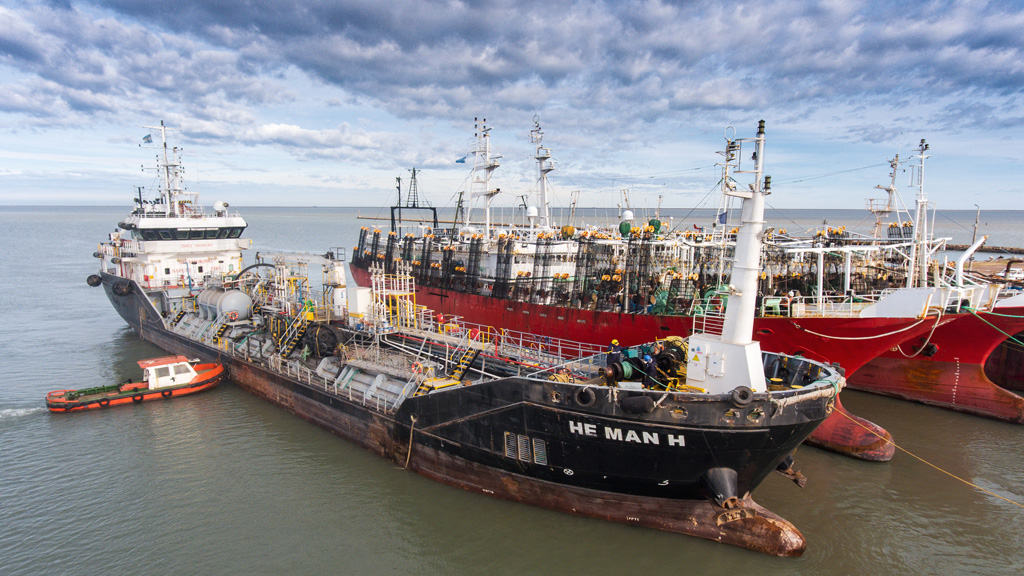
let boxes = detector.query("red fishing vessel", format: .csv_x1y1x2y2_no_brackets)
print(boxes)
46,356,224,412
836,141,1024,422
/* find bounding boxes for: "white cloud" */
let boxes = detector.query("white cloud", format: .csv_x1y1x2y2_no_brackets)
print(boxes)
0,0,1022,209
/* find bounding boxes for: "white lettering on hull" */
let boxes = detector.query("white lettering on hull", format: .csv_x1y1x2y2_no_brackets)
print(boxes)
568,421,684,447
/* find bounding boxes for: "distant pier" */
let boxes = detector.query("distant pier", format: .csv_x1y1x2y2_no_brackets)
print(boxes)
947,244,1024,255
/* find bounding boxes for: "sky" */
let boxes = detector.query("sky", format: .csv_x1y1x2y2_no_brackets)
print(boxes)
1,0,1023,213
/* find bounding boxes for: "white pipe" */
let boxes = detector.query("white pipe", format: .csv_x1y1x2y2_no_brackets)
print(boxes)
955,234,988,286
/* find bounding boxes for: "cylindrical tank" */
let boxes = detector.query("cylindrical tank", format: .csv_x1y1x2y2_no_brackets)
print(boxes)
196,289,217,319
196,288,252,321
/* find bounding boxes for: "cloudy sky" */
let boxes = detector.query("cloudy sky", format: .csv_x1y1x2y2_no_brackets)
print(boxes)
1,0,1022,212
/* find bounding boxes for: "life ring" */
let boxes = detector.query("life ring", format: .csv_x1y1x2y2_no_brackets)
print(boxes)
132,394,144,403
411,362,423,374
730,386,754,408
161,390,172,398
227,311,239,321
98,399,110,407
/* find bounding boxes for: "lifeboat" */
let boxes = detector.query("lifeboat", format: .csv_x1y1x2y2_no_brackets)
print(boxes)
45,356,224,412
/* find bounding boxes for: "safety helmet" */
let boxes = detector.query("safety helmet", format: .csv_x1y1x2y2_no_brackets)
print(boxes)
643,355,652,362
611,339,619,345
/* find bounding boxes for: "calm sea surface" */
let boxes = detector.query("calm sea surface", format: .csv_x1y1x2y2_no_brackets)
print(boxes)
2,205,1023,575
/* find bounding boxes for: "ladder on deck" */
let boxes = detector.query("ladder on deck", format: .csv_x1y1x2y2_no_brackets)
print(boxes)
213,322,230,344
449,347,482,380
278,314,311,358
170,309,186,326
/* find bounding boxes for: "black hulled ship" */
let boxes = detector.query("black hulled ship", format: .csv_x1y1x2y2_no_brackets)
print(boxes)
89,121,843,555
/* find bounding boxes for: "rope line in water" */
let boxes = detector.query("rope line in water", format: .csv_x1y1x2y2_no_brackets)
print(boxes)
833,409,1024,510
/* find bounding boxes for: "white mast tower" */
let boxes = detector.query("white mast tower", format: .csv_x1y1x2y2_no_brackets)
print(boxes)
686,121,770,394
907,139,931,288
530,115,556,230
140,121,198,218
465,118,502,239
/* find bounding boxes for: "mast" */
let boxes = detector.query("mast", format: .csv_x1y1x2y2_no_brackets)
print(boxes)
685,121,771,395
139,121,196,218
406,168,420,207
868,154,900,241
720,121,767,346
907,139,931,287
390,168,438,235
465,118,502,239
531,115,556,229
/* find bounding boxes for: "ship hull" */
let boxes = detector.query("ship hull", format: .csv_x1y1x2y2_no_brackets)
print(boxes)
97,273,830,556
350,265,947,461
848,309,1024,423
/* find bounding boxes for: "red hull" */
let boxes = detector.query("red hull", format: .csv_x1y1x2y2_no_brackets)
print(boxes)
352,266,946,461
848,309,1024,423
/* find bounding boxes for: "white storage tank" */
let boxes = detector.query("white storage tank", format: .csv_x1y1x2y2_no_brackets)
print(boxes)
196,288,253,321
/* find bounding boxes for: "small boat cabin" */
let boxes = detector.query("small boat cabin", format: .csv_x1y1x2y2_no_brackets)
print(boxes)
138,356,198,389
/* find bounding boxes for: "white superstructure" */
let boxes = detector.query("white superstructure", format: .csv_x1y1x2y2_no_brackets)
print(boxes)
96,122,250,293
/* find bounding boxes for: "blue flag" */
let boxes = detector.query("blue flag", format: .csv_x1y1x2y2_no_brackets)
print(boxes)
717,211,727,224
455,156,466,164
142,134,153,143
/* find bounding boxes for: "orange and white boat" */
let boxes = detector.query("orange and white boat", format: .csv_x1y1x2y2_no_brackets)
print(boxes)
45,356,224,412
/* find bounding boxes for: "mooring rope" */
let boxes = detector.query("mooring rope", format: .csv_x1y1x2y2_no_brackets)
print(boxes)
833,408,1024,510
893,309,944,358
966,309,1024,349
792,315,933,342
402,414,418,470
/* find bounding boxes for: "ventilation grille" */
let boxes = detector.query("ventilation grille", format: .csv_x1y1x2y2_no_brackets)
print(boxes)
531,438,548,465
517,435,531,461
503,432,548,465
504,432,517,458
